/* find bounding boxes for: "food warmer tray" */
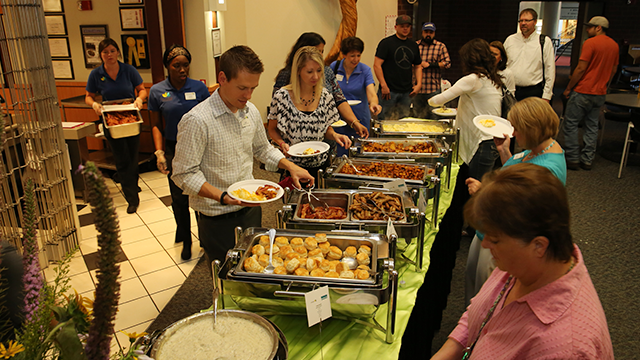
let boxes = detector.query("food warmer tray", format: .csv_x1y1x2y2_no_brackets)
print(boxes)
349,137,452,190
214,227,399,343
318,158,442,227
277,189,427,271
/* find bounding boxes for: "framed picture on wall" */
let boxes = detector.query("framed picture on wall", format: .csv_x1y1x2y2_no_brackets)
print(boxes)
120,7,146,30
80,25,109,68
43,0,64,13
52,59,74,80
45,15,67,36
211,28,222,57
119,0,144,4
48,38,71,58
120,34,150,69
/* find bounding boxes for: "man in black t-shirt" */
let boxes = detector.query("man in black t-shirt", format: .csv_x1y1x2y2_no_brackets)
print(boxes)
373,15,422,120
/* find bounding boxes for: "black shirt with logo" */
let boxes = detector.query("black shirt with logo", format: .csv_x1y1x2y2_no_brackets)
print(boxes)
375,35,421,93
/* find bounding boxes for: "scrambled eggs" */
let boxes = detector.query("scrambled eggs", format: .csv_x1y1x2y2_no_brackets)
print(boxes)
383,123,446,133
303,148,316,155
479,119,496,128
231,188,266,201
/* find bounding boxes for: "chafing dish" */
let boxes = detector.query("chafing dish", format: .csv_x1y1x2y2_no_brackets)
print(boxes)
214,227,399,343
277,189,427,271
349,137,453,190
318,158,442,228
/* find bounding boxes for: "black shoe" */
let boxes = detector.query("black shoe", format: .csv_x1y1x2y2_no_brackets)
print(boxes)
567,161,580,170
126,203,139,214
181,243,192,260
580,162,592,171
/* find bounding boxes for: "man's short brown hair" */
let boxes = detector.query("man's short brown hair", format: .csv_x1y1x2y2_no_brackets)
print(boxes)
219,45,264,80
507,97,559,149
464,163,573,262
519,8,538,21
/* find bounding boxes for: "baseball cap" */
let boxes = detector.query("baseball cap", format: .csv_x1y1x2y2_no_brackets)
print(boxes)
422,22,436,31
396,15,412,26
584,16,609,28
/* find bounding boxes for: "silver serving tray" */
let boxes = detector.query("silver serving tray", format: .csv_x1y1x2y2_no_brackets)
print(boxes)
357,138,449,157
347,191,408,224
374,119,454,135
293,191,350,223
233,230,379,285
330,158,434,185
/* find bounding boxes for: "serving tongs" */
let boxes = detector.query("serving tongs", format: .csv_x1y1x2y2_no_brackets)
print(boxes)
293,184,329,212
263,228,276,274
365,197,404,220
342,155,362,174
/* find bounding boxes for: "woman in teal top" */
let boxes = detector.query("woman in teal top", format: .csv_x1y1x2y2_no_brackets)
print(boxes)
465,97,567,306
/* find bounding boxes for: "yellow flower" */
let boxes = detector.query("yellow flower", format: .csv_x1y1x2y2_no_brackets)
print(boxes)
0,340,25,358
119,330,148,343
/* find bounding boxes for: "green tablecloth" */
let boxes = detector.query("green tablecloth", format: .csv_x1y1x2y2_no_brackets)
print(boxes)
224,164,459,359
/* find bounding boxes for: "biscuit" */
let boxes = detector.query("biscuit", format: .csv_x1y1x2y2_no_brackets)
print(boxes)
243,257,263,273
304,237,318,251
274,266,287,275
275,236,289,247
279,245,293,258
344,246,357,258
339,270,355,279
259,235,270,247
356,252,370,266
294,268,309,276
318,241,331,255
328,260,341,271
327,246,342,260
354,269,369,280
251,244,265,256
310,268,326,277
308,249,323,259
285,252,300,260
290,237,304,249
324,270,339,278
319,259,331,272
358,245,372,256
284,258,300,273
315,233,328,243
357,264,370,272
272,257,284,267
306,258,319,271
265,244,280,256
258,254,270,267
295,246,308,256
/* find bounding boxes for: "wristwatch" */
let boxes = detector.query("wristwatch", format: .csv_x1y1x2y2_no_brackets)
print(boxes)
220,191,228,205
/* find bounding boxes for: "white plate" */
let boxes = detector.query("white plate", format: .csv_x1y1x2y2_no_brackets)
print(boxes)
331,120,347,127
288,141,331,157
347,100,361,106
227,179,284,204
472,115,514,138
432,107,457,117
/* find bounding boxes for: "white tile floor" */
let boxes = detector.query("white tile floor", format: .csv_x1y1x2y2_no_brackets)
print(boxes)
42,170,203,354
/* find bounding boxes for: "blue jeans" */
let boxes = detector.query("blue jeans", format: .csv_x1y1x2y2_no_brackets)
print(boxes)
563,92,605,165
468,140,499,181
412,90,441,119
378,89,411,120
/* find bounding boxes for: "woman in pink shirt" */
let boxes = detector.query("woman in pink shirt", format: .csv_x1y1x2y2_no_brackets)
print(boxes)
432,163,613,360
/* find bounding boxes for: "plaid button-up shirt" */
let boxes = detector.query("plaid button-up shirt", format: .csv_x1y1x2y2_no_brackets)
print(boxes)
171,89,284,217
417,39,451,94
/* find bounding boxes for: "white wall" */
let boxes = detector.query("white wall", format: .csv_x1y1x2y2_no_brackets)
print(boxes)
200,0,396,119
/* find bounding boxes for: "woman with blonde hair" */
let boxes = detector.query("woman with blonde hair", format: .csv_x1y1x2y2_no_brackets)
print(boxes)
268,46,351,180
464,97,567,306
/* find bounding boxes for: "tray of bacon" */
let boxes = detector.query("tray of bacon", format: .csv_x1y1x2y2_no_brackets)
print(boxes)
101,103,143,138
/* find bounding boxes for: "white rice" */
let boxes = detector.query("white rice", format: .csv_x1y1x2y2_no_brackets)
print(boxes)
156,315,274,360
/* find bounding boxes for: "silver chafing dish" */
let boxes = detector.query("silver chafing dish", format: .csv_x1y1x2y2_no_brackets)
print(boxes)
349,137,453,190
371,119,460,162
318,157,442,229
214,227,399,343
277,189,427,271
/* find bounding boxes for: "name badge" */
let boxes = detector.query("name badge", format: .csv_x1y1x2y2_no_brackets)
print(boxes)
514,152,525,160
335,74,344,82
185,92,196,100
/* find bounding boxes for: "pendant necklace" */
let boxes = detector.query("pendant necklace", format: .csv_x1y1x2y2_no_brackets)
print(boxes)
300,88,316,106
525,140,555,161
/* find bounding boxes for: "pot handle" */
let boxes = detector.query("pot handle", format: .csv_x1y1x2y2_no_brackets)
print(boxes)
274,290,307,297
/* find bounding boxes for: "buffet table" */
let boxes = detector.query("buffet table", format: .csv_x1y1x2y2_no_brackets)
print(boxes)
218,164,459,359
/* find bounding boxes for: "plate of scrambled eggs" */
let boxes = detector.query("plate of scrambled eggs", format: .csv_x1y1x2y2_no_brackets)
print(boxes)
227,179,284,204
288,141,330,158
432,107,457,117
473,115,513,138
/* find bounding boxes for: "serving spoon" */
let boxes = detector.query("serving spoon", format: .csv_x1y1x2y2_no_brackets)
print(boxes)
263,228,276,274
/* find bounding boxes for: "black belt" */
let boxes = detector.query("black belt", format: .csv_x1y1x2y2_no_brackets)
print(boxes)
198,207,251,220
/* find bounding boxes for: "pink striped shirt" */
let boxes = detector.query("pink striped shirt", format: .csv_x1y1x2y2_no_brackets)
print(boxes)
450,245,613,359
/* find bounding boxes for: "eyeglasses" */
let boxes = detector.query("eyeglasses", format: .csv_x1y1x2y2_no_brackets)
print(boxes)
518,19,535,24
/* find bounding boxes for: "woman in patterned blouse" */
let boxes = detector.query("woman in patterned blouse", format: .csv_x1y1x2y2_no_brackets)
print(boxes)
268,46,351,179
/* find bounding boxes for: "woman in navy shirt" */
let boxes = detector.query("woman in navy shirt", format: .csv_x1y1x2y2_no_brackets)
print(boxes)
85,38,147,214
148,45,209,260
330,37,381,156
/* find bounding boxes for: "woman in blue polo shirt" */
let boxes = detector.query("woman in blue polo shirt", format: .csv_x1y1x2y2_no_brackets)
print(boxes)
85,38,147,214
148,45,209,260
330,37,382,156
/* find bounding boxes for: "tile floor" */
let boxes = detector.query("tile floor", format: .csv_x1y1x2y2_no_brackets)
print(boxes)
41,170,203,354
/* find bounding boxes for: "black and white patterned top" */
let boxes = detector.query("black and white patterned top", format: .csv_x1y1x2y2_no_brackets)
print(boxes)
268,87,339,168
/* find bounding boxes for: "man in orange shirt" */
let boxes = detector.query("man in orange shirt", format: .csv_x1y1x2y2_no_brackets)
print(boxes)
563,16,619,170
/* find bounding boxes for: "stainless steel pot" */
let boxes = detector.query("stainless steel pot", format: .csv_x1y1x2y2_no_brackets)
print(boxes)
149,310,285,360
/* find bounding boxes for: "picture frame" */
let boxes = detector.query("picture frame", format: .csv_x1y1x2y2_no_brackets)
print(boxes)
48,38,71,58
120,34,150,69
119,0,143,4
43,0,64,13
52,59,74,80
211,28,222,57
45,15,67,36
80,25,109,68
119,7,146,30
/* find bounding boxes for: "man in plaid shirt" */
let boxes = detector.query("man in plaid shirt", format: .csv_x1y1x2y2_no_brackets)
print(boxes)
412,22,451,118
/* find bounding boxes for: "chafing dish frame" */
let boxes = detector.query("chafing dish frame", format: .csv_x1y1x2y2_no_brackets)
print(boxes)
277,189,427,271
214,227,399,343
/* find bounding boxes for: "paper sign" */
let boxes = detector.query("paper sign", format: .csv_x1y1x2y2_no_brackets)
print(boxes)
418,190,428,212
305,286,332,327
386,217,397,239
384,179,407,193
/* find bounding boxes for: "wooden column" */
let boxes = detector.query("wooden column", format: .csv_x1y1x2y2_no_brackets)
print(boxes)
145,0,164,84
